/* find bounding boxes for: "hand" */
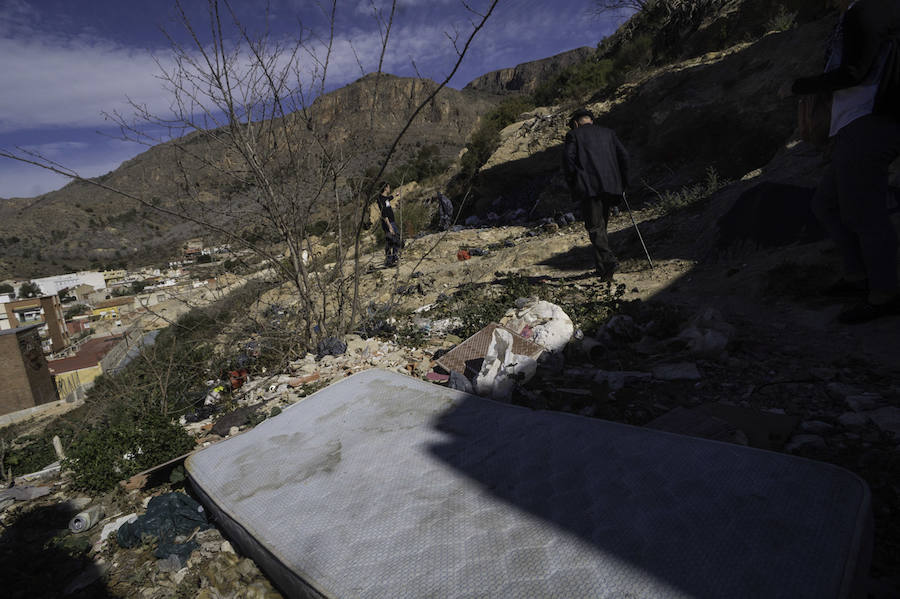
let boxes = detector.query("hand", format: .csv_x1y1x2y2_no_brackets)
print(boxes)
777,80,794,99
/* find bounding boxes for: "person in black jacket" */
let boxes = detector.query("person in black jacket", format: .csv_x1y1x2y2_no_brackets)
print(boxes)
377,182,402,267
792,0,900,323
562,108,630,281
436,191,454,231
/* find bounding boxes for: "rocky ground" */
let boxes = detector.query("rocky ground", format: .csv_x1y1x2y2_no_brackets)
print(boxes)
3,140,900,597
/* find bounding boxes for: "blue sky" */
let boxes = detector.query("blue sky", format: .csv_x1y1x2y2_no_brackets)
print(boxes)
0,0,630,199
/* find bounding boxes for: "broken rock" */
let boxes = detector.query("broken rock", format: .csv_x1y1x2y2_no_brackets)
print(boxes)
785,434,827,453
844,393,882,412
799,420,834,435
838,412,868,429
652,362,702,381
864,406,900,437
593,370,651,391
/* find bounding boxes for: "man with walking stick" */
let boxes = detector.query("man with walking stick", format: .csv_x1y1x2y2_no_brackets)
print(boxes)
562,108,632,281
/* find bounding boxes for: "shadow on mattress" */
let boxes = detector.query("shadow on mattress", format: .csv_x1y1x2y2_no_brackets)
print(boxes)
425,394,868,599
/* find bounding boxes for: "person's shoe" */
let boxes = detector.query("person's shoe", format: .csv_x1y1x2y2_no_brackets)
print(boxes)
837,296,900,324
597,261,618,282
823,278,868,298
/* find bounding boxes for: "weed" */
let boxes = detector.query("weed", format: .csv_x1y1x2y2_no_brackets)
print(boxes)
303,379,328,396
434,272,537,338
655,166,727,214
396,323,427,348
767,5,797,32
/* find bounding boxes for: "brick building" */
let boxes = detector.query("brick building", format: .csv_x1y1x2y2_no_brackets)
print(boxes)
0,325,59,417
3,295,71,353
48,335,122,401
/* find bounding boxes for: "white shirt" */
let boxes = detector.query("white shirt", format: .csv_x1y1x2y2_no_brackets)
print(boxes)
827,2,889,135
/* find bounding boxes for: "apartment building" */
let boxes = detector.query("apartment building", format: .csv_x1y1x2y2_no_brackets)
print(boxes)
0,325,59,416
2,295,71,352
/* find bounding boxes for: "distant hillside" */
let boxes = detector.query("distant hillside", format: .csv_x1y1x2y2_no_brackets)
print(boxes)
464,47,595,94
456,0,836,218
0,0,837,280
0,75,500,279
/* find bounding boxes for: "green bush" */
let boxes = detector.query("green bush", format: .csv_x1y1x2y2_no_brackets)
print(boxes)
457,96,536,184
655,167,727,214
64,304,89,319
386,145,450,188
63,411,195,492
434,272,536,338
396,198,433,237
766,5,797,32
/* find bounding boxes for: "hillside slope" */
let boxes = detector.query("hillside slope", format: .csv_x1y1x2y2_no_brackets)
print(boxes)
0,75,500,279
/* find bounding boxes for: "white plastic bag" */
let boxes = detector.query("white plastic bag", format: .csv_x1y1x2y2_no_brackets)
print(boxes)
475,328,537,400
502,300,574,353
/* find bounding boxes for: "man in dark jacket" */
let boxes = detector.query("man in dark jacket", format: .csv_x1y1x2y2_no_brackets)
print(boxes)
436,191,453,231
792,0,900,323
562,108,630,281
377,182,401,267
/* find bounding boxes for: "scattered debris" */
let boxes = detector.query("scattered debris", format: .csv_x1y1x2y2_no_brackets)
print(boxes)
690,403,800,451
645,406,741,444
593,369,651,391
14,462,61,486
502,299,574,353
0,485,51,510
316,337,347,358
288,372,320,387
785,434,827,453
448,371,474,393
211,406,261,437
865,407,900,437
436,323,544,382
98,513,138,547
121,452,196,492
68,504,104,533
475,327,539,401
117,492,210,564
651,362,702,381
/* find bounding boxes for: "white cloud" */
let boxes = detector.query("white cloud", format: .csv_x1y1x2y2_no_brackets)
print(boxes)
0,0,618,199
0,34,173,133
20,141,89,157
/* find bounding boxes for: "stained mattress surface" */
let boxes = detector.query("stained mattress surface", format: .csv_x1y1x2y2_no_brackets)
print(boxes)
186,368,870,599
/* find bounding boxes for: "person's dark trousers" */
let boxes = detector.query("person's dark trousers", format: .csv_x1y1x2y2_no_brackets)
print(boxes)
384,230,401,265
581,193,618,271
812,114,900,295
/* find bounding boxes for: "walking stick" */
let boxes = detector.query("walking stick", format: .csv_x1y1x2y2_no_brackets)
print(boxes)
621,191,654,269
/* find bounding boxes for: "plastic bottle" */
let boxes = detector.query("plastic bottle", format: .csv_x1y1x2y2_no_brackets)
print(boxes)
68,505,105,533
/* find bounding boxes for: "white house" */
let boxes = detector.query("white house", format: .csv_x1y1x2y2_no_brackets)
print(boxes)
32,271,106,297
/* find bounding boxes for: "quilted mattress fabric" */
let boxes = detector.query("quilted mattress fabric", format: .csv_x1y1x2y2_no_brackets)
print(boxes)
186,368,871,599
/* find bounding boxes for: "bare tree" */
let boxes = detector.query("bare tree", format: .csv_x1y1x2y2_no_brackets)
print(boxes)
1,0,498,349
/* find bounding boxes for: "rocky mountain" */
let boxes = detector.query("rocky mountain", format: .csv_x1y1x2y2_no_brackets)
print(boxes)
463,47,595,94
0,0,840,282
461,0,835,220
0,74,501,279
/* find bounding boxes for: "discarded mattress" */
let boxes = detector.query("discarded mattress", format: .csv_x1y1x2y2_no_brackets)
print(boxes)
186,369,871,599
